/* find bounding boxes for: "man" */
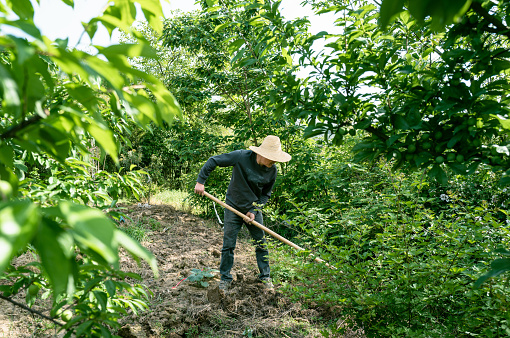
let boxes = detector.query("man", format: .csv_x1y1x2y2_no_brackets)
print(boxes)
194,135,291,291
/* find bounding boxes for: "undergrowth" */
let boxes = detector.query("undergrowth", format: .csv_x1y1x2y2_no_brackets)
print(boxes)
267,167,510,337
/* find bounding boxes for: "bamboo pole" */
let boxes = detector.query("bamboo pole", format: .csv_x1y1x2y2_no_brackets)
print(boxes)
203,191,335,269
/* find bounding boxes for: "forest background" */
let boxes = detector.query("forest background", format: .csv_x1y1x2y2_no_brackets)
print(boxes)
1,0,510,337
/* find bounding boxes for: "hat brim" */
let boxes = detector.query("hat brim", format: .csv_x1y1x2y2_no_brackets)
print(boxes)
249,146,292,163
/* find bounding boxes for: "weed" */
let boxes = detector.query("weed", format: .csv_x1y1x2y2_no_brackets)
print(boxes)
121,216,162,242
185,324,200,337
121,219,150,242
186,268,219,287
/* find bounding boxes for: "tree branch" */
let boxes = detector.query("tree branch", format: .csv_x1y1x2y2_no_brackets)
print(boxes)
365,126,389,141
470,1,510,40
0,294,64,327
242,70,258,145
215,86,244,111
0,109,49,140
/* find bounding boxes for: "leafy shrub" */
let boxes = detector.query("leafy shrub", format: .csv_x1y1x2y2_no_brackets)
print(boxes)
186,268,219,287
270,166,510,337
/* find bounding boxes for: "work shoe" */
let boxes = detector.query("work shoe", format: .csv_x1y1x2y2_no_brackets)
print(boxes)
218,280,232,291
259,278,274,290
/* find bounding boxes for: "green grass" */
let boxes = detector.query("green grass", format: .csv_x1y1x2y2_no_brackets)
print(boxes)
122,215,167,241
151,189,208,215
121,218,151,242
152,189,191,209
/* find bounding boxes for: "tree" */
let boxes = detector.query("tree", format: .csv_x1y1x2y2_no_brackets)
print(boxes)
0,0,182,335
379,0,472,30
161,0,307,147
218,0,510,185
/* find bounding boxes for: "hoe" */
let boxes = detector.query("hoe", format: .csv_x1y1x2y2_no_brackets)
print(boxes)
203,191,335,269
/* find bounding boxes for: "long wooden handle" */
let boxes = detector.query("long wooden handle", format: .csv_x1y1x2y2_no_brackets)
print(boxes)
203,191,334,268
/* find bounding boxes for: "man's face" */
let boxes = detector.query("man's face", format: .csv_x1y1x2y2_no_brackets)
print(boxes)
257,154,276,168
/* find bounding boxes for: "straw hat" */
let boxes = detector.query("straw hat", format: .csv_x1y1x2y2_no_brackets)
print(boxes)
249,135,291,163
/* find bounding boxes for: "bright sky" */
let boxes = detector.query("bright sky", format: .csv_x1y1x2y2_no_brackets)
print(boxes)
31,0,337,49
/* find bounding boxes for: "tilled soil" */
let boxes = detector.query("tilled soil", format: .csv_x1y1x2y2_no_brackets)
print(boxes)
0,203,360,337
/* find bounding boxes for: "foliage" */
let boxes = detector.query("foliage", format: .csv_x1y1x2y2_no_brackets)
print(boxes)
120,215,163,243
379,0,471,30
211,0,510,185
269,159,510,336
160,0,302,145
23,155,149,207
125,121,229,189
119,19,234,188
0,0,182,335
1,255,152,337
186,267,219,287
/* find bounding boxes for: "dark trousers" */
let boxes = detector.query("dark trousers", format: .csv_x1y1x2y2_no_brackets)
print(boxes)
219,208,270,281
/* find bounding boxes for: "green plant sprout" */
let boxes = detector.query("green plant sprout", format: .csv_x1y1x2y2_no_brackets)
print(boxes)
186,268,219,287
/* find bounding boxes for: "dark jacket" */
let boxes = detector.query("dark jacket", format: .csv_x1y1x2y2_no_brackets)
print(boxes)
197,150,277,214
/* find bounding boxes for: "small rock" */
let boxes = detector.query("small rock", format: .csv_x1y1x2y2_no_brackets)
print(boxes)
211,249,221,258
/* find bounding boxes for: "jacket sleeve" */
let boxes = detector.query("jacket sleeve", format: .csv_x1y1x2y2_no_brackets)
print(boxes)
196,150,241,184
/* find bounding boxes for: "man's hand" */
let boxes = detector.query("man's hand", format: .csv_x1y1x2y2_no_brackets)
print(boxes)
244,211,255,223
194,182,205,196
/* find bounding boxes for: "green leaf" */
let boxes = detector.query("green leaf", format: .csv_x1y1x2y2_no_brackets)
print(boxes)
379,0,405,29
64,84,101,113
0,166,18,197
84,56,125,88
228,39,245,54
187,275,201,282
282,48,292,66
125,91,162,125
75,321,93,337
24,122,71,161
0,19,42,40
139,0,165,33
6,0,34,20
499,175,510,186
354,119,372,129
146,82,183,124
104,280,116,297
93,290,108,311
386,134,403,146
0,144,13,169
236,58,258,68
447,132,463,149
492,59,510,72
56,202,119,267
10,36,35,65
0,200,39,274
352,141,376,152
215,22,232,33
85,123,118,163
114,229,158,278
34,217,74,297
474,258,510,288
392,115,409,130
494,114,510,130
447,162,467,175
0,63,21,117
98,43,158,60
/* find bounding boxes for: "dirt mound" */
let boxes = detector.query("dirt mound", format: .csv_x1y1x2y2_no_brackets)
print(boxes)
117,203,326,337
0,203,358,337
